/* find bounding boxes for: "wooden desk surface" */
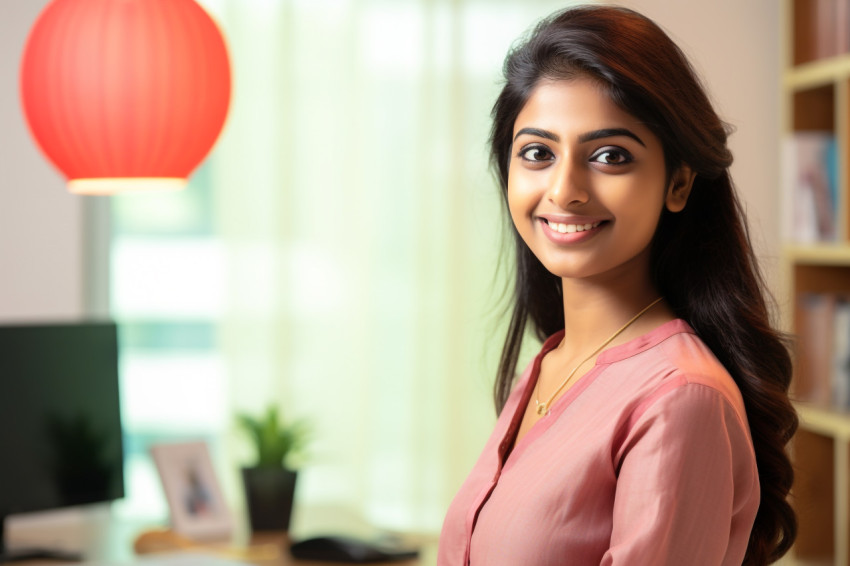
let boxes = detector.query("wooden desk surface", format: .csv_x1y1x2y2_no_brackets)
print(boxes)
7,508,436,566
144,531,422,566
126,531,426,566
14,534,430,566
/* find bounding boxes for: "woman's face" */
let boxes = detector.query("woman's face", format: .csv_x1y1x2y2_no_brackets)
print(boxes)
507,77,689,287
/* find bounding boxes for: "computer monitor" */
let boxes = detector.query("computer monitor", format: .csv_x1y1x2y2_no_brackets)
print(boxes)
0,321,124,561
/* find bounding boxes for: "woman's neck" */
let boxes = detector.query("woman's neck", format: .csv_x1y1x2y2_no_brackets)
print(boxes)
558,280,673,356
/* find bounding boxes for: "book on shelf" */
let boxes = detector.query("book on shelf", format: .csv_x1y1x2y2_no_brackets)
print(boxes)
781,132,837,244
838,0,850,56
833,297,850,409
798,0,850,62
796,292,850,410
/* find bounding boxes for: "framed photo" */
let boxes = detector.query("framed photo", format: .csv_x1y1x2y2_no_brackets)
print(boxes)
150,441,233,540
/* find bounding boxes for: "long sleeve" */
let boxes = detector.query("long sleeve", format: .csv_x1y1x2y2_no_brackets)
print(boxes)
602,381,759,566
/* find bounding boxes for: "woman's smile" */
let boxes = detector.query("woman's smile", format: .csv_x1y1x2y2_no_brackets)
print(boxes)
538,216,606,243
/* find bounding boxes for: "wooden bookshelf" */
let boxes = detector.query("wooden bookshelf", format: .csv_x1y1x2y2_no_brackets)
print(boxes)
784,1,850,564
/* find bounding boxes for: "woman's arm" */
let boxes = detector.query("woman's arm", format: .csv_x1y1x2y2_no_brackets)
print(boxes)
602,382,759,566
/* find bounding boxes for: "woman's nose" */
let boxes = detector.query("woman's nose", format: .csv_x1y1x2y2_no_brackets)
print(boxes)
547,159,589,209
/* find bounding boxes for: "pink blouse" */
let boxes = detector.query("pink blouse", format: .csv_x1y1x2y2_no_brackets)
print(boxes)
438,319,759,566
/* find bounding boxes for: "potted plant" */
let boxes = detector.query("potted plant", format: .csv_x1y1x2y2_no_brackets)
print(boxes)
237,405,309,533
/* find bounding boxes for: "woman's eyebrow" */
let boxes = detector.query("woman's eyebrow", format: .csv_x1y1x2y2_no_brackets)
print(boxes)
578,128,646,147
513,126,646,147
513,127,559,142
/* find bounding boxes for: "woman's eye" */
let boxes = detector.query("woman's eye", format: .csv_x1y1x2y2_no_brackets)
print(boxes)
519,145,554,163
591,148,632,165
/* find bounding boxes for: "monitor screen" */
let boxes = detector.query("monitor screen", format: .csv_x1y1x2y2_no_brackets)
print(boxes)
0,321,124,518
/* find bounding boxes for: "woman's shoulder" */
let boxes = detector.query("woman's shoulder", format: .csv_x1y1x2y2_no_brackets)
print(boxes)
657,323,742,400
600,319,746,413
615,321,750,426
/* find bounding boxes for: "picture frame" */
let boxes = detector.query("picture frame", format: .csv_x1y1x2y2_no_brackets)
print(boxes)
150,441,233,541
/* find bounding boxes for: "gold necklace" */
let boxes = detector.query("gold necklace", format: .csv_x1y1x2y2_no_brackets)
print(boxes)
535,297,663,416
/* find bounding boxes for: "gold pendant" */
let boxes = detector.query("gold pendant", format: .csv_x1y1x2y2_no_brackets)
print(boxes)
536,402,549,416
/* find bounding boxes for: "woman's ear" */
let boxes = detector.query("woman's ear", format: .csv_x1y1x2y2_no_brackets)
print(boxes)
665,165,696,213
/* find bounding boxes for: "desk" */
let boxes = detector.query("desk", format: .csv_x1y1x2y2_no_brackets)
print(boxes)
7,508,436,566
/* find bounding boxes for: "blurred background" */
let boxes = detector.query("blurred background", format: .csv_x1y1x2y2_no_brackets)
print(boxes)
0,0,782,543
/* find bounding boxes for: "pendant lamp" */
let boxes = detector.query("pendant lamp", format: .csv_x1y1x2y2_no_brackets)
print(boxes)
19,0,232,195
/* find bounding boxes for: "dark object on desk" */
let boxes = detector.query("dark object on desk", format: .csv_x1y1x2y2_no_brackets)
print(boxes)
289,535,419,563
0,546,81,564
242,467,297,532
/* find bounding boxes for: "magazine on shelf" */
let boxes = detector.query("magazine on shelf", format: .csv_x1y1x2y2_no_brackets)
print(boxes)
781,132,838,244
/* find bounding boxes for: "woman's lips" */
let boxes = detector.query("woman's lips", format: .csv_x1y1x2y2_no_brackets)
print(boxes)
545,219,602,234
539,217,606,243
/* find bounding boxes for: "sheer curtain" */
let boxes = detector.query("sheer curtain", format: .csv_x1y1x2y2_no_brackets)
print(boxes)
113,0,571,535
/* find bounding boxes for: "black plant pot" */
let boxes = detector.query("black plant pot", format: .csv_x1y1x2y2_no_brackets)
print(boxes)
241,467,297,532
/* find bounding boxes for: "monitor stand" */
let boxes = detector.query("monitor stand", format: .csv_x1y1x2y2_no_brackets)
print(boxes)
0,515,82,563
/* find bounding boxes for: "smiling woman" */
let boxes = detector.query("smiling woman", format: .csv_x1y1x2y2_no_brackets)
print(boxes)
438,5,796,566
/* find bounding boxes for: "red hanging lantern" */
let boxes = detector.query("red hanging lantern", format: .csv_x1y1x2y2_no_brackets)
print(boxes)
19,0,232,195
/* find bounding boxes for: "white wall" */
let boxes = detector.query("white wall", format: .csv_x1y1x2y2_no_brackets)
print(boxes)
0,0,86,321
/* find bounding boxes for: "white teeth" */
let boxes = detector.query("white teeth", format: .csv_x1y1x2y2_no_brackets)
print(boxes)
548,220,601,233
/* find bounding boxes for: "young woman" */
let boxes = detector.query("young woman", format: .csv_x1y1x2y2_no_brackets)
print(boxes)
438,5,797,566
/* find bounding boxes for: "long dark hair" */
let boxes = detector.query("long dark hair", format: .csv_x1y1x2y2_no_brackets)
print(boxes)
490,5,797,564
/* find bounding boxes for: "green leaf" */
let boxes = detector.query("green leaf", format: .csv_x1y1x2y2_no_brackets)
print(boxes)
236,405,310,469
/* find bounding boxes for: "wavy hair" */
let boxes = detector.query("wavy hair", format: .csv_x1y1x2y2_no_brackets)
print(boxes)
489,6,797,564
